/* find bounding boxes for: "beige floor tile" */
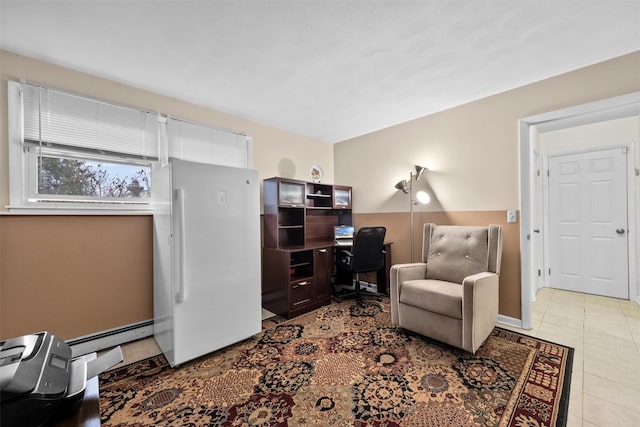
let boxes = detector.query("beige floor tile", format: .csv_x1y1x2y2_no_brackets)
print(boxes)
625,315,640,334
552,289,586,305
583,341,639,366
542,312,584,334
532,310,545,322
583,373,640,413
583,328,637,354
262,308,277,320
584,320,634,342
584,308,627,324
124,338,161,362
568,370,583,419
632,331,640,351
584,303,625,319
566,414,583,427
582,393,640,427
571,348,584,373
546,301,585,321
532,289,553,311
619,299,640,312
532,302,549,314
533,287,555,301
102,337,162,370
624,309,640,320
584,294,624,308
583,355,639,389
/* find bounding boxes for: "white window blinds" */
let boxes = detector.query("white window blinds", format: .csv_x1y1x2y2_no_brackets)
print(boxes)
166,117,250,168
22,83,159,159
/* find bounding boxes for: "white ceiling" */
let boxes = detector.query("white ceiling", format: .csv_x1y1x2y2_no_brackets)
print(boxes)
1,1,639,143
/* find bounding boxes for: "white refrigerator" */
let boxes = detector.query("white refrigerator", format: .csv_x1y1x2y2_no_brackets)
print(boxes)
152,159,261,367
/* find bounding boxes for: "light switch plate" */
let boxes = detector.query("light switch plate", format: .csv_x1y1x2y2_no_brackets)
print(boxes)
507,210,517,223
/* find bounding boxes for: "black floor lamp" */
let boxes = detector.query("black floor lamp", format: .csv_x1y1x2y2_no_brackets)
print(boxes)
395,165,430,262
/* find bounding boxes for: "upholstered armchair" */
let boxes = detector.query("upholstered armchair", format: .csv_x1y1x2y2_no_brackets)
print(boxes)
390,223,503,353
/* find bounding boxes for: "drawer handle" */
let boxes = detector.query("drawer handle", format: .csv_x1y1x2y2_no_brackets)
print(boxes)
296,281,309,286
318,249,327,253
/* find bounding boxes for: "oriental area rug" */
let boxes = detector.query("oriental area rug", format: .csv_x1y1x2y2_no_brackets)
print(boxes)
99,298,573,426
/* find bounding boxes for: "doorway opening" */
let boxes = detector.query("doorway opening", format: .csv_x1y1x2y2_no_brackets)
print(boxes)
518,92,640,330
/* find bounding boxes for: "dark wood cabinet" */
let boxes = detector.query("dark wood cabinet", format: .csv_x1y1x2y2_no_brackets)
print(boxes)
314,247,332,303
262,245,332,318
262,177,352,318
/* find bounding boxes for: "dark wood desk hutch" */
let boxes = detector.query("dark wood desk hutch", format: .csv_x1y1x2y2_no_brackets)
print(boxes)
262,177,352,318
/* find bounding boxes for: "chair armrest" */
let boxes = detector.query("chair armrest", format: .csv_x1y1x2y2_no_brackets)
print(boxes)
390,263,427,325
391,263,427,283
461,272,499,352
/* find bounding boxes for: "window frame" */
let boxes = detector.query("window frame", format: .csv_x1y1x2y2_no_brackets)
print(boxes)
7,81,253,213
8,81,157,213
25,143,154,205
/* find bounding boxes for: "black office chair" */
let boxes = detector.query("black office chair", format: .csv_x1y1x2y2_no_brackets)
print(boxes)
334,226,387,302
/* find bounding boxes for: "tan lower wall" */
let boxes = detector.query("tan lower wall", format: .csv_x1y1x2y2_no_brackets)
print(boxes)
0,215,153,340
0,210,520,342
353,210,521,319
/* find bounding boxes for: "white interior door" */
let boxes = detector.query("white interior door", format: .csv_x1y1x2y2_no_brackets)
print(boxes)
548,147,629,299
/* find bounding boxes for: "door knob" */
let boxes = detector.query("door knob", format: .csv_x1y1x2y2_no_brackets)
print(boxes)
616,228,626,234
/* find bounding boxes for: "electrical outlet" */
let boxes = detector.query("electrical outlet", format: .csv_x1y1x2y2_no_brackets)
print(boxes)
507,210,517,223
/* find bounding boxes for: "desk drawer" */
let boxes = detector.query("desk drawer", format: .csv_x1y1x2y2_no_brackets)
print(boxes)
290,279,315,308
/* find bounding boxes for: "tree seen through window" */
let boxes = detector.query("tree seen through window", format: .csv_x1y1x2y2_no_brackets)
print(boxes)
39,157,151,198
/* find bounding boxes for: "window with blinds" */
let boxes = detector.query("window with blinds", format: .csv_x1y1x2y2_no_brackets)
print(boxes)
8,81,251,211
18,83,158,205
22,84,159,159
165,117,250,168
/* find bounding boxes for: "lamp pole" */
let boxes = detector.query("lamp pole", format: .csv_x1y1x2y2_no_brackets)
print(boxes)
395,165,428,263
409,171,416,262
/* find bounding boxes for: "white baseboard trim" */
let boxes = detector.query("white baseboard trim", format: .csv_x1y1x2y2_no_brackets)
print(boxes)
68,320,153,358
497,314,523,329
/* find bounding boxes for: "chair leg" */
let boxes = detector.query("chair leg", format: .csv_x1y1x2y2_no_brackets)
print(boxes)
334,273,378,304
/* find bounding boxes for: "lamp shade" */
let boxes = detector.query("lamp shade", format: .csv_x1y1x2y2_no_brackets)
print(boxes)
394,179,409,194
414,165,428,181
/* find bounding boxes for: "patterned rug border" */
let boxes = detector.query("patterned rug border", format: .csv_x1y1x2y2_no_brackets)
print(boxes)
100,300,574,426
491,327,574,427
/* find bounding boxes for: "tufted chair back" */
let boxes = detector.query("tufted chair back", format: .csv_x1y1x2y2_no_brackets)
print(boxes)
421,224,502,284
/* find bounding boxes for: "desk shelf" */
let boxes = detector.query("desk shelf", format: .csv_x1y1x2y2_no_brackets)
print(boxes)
263,177,352,249
262,177,352,318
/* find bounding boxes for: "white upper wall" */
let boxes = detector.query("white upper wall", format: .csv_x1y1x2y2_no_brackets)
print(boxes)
539,116,639,155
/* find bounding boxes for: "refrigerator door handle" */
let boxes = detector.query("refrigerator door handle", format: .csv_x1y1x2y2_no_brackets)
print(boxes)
176,187,186,303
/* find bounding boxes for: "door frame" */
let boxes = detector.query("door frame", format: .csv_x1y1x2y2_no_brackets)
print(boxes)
518,92,640,330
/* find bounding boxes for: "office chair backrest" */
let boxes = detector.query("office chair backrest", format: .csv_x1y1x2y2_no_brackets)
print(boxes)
350,226,387,273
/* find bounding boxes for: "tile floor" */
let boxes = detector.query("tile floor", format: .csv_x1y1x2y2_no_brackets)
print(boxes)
501,287,640,427
112,287,640,426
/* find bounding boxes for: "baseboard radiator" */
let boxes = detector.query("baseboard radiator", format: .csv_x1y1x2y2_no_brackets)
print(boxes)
68,320,154,358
